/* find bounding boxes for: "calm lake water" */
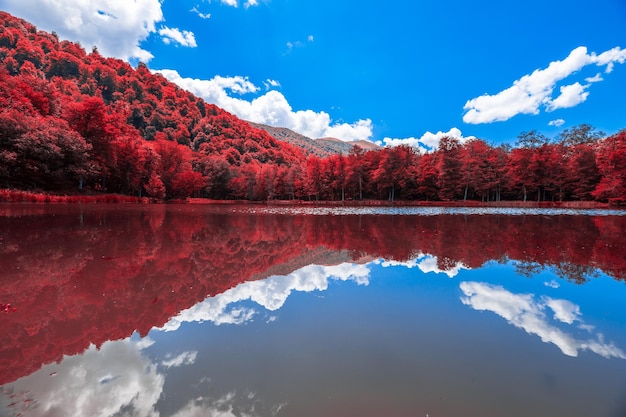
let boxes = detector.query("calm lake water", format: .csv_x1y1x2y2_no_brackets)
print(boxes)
1,203,625,417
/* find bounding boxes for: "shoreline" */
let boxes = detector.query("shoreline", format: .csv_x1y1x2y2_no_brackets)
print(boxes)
0,189,615,209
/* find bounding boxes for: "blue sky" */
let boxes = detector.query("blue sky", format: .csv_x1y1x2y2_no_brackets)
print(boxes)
2,0,626,149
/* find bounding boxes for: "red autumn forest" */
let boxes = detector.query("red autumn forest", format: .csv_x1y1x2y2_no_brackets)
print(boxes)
1,11,625,204
0,204,624,384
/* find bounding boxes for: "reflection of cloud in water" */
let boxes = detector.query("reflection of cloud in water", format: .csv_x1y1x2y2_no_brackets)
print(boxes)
380,253,469,278
544,279,560,289
2,338,163,417
170,393,285,417
161,262,370,332
460,281,626,359
161,351,198,369
2,338,274,417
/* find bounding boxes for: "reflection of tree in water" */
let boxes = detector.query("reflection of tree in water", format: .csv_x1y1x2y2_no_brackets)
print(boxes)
513,261,544,278
553,262,600,284
512,260,599,284
0,205,624,385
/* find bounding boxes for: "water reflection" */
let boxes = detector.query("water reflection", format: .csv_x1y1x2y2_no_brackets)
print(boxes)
1,338,163,417
161,263,370,332
1,336,277,417
460,281,626,359
1,204,625,416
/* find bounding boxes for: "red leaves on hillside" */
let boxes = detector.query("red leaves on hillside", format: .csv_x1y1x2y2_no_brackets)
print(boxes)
0,11,625,203
0,206,624,385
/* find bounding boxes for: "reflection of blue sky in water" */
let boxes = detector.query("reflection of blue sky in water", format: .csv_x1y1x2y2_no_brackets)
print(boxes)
160,262,371,331
160,255,464,332
2,338,163,417
460,281,626,359
1,336,276,417
379,253,469,278
2,263,370,417
4,258,625,417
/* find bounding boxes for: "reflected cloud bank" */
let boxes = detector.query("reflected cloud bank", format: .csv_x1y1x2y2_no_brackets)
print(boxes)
460,282,626,359
1,338,164,417
380,254,470,278
161,263,371,331
1,337,274,417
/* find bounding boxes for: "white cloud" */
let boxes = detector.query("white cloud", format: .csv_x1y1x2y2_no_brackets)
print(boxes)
379,127,473,152
263,79,281,90
6,338,164,417
585,73,603,83
0,0,165,62
161,351,198,368
160,262,371,332
285,35,315,52
546,82,589,111
542,297,581,325
190,6,212,19
324,119,374,141
4,337,272,417
219,0,261,7
156,69,374,141
463,46,626,124
379,254,470,278
159,27,198,48
544,279,561,288
548,119,565,127
171,392,277,417
595,46,626,72
460,281,626,359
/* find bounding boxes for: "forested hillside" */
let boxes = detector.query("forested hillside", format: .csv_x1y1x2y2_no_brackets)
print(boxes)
0,11,624,203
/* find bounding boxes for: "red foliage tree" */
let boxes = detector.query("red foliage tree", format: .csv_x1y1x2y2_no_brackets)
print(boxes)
437,137,463,200
593,131,626,203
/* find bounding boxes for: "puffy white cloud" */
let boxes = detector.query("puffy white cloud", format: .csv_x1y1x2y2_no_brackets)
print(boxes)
6,338,164,417
0,0,165,62
379,127,473,152
463,46,626,124
379,254,470,278
548,119,565,127
159,27,198,47
595,46,626,73
324,119,374,141
546,82,589,111
156,69,374,141
160,262,371,332
542,297,581,325
460,281,626,359
4,338,268,417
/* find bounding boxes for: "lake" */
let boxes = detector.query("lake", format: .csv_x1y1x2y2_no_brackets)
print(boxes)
1,203,625,417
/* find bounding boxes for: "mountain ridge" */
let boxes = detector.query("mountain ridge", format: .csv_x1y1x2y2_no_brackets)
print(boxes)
246,121,380,157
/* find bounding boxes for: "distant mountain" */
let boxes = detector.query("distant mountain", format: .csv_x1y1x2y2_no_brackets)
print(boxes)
0,11,305,198
316,136,381,154
248,122,380,157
